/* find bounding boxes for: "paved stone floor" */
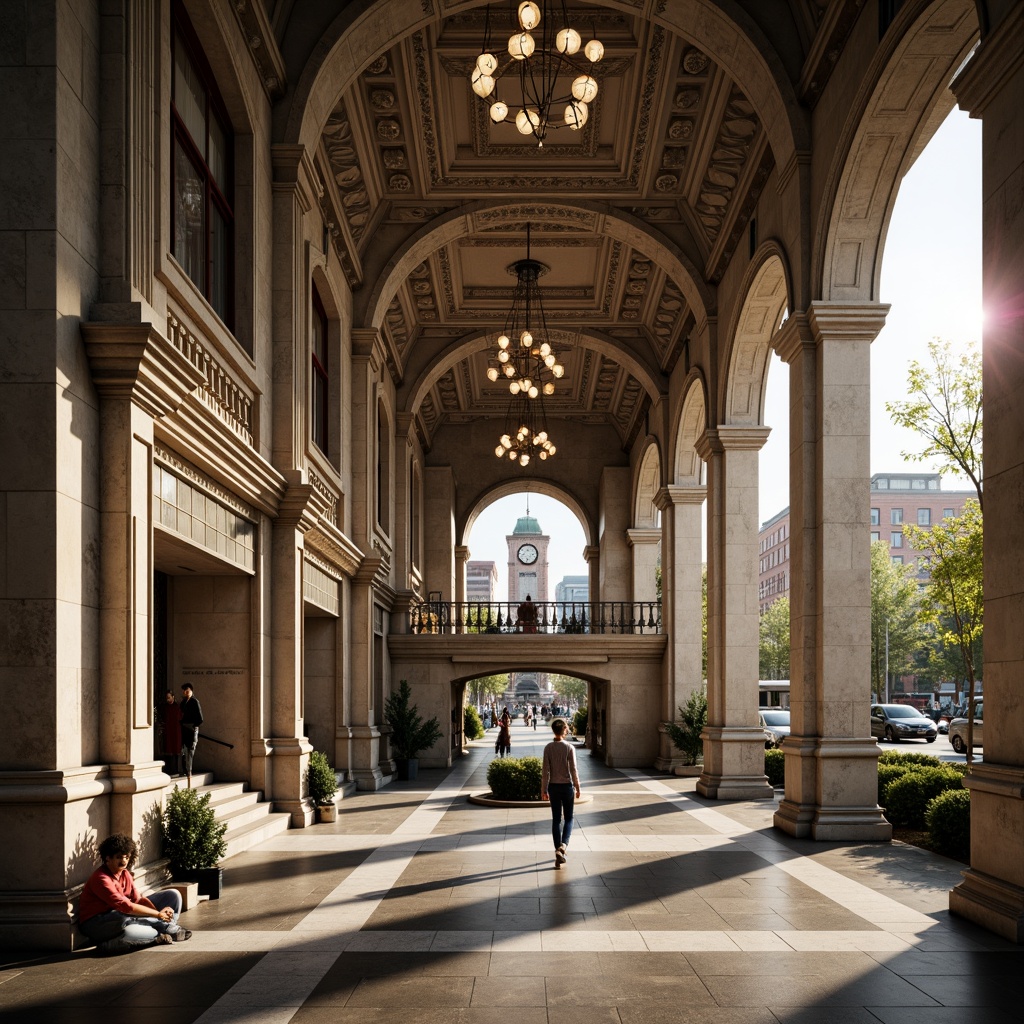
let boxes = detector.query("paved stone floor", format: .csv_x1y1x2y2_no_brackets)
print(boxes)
2,722,1022,1024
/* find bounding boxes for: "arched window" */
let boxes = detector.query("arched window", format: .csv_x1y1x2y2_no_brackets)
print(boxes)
171,2,234,325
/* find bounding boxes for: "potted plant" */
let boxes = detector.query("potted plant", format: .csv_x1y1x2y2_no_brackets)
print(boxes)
306,749,339,822
665,686,708,774
163,786,228,898
384,679,442,781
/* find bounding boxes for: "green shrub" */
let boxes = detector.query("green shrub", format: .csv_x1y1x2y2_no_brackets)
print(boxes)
883,766,964,829
487,756,543,800
665,687,708,765
384,680,443,759
572,706,588,738
926,788,970,860
877,762,915,806
305,750,338,805
877,750,943,768
163,786,227,874
764,748,785,787
464,704,484,740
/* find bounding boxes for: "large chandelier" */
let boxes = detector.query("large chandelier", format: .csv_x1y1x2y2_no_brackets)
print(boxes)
486,225,564,467
470,1,604,148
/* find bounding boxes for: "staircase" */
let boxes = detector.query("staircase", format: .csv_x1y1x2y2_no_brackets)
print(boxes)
170,774,292,858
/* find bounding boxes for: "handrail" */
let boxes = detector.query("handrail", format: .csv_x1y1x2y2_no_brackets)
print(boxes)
408,600,661,635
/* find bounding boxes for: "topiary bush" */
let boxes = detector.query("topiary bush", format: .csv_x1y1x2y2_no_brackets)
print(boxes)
764,748,785,787
487,756,543,800
878,762,916,807
926,788,970,861
464,704,484,740
877,750,944,768
305,750,338,806
163,786,227,874
883,765,964,829
665,687,708,766
572,706,588,738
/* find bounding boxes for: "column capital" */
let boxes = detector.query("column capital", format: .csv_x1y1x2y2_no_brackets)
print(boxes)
807,302,890,344
270,143,318,213
772,311,815,365
583,545,600,563
454,545,470,562
655,484,706,510
626,528,661,548
696,425,771,460
351,328,385,368
952,4,1024,116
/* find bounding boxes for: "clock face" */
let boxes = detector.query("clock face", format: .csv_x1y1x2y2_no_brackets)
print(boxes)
517,543,539,565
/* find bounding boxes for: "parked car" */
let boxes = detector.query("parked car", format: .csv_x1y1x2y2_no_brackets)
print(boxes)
948,702,983,753
758,709,791,748
870,704,938,743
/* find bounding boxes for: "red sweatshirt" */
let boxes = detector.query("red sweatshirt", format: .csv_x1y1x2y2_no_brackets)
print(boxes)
78,867,141,924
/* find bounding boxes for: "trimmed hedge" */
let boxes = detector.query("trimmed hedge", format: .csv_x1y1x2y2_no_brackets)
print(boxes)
464,704,484,740
877,751,944,767
883,766,964,829
764,748,785,787
487,756,543,800
878,762,915,807
926,788,971,860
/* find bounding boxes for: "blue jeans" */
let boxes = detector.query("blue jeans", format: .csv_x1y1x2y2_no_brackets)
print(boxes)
80,889,182,953
548,782,575,849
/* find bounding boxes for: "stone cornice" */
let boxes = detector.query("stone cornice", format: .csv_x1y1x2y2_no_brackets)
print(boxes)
230,0,287,100
271,144,318,214
655,485,706,510
808,302,890,344
583,545,600,563
952,4,1024,116
304,522,364,578
81,322,203,418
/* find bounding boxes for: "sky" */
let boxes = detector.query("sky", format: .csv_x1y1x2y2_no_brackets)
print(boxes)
467,108,983,598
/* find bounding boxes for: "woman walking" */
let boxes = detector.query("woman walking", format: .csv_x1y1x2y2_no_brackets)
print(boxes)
541,718,581,868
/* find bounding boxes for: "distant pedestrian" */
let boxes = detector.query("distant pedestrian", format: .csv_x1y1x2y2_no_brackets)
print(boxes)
495,707,512,758
541,718,580,869
179,683,203,786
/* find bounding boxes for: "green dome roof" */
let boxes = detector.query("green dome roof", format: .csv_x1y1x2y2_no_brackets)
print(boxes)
512,514,542,535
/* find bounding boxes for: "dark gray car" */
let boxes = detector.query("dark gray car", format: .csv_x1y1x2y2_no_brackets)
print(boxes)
870,704,938,743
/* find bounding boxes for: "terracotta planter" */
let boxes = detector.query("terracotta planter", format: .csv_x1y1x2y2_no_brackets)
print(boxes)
317,803,337,823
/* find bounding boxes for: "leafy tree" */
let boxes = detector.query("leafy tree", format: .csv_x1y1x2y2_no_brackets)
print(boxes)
905,500,984,760
472,673,509,705
549,674,588,705
870,541,924,701
665,686,708,766
886,339,982,508
759,597,790,680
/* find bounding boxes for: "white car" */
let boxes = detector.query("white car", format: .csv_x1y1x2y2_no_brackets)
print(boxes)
948,702,983,754
759,709,790,748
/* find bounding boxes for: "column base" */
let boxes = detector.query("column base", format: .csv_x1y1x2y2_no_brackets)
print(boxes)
351,766,388,791
950,868,1024,944
697,725,774,800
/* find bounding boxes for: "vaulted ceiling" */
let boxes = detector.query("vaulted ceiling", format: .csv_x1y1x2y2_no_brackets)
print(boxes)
303,3,784,452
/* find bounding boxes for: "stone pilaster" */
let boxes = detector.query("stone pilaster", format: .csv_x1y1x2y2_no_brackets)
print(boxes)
696,426,774,800
627,528,662,603
772,304,891,840
455,545,470,604
948,6,1024,941
584,545,600,603
654,485,706,771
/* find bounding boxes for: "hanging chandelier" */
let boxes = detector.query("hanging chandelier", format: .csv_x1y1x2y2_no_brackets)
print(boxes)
470,1,604,148
486,225,565,467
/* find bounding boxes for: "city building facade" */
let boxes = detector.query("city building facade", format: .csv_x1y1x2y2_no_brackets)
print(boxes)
3,0,1024,949
465,561,497,603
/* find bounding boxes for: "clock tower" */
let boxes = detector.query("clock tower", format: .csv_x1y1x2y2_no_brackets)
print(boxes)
506,510,550,602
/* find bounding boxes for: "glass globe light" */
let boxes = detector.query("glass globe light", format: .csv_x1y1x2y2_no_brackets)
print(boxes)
515,109,540,136
508,32,535,60
544,353,555,367
497,349,509,363
501,434,512,448
509,450,517,461
552,363,564,378
537,431,548,442
528,385,539,398
520,329,533,347
504,364,515,377
487,366,499,382
572,75,598,103
489,100,508,123
495,445,505,458
522,378,532,391
518,2,540,30
543,381,554,395
539,342,551,357
584,38,604,62
497,334,510,349
564,100,588,130
471,70,495,98
539,450,548,460
476,52,498,75
519,452,530,466
548,444,556,455
556,27,581,54
510,380,521,394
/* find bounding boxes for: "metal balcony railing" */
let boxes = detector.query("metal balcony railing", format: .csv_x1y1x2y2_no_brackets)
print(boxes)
408,600,662,635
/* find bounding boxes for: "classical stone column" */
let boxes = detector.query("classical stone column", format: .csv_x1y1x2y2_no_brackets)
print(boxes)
455,545,469,605
696,426,773,799
772,306,891,841
627,528,661,603
654,485,705,770
949,8,1024,941
584,545,600,603
599,467,631,601
83,324,204,844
